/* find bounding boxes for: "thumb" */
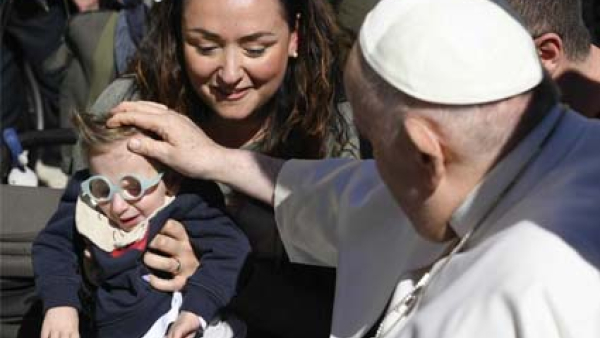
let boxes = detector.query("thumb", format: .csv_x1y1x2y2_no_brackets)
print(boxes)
127,136,170,163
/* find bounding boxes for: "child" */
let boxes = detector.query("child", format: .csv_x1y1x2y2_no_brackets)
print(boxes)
32,112,251,338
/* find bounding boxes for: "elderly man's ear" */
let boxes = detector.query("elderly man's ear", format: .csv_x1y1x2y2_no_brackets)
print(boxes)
534,32,566,76
403,117,446,191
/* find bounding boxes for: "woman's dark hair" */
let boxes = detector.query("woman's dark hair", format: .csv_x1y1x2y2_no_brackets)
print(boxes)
131,0,351,158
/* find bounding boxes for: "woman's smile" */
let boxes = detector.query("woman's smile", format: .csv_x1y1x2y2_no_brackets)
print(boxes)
182,0,296,123
211,86,252,101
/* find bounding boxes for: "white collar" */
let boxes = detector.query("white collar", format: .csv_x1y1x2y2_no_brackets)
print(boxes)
75,195,175,252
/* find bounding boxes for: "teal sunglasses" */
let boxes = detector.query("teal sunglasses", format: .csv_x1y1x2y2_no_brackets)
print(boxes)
81,172,164,204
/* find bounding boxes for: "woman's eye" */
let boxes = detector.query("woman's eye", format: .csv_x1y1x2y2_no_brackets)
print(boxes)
196,45,218,55
245,47,266,57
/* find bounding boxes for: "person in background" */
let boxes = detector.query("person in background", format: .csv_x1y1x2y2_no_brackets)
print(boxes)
507,0,600,117
108,0,600,337
33,112,249,338
0,0,67,132
330,0,379,36
581,0,600,46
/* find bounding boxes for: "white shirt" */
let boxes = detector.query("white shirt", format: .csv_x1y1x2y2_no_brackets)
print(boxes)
274,105,600,338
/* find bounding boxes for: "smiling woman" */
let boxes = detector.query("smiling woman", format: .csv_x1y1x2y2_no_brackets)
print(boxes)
60,0,360,337
179,0,299,148
132,0,356,159
122,1,360,336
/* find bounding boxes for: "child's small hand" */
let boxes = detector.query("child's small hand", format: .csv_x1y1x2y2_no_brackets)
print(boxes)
167,311,201,338
41,306,79,338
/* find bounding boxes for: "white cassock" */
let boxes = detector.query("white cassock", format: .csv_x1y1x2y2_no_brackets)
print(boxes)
274,105,600,338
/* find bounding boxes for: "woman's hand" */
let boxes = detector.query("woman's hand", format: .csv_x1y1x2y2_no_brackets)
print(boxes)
41,306,79,338
144,220,200,292
108,101,225,181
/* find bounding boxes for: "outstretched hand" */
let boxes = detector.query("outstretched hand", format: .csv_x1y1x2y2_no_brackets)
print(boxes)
109,99,283,206
108,101,225,181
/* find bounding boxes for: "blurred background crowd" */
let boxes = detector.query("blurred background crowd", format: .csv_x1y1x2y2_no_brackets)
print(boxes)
1,0,599,187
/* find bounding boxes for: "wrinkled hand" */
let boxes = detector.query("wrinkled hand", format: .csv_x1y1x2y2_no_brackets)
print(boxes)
108,100,282,205
41,306,79,338
144,220,200,292
108,101,225,181
167,311,201,338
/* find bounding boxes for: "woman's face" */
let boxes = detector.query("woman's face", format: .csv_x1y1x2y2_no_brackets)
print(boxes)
181,0,298,126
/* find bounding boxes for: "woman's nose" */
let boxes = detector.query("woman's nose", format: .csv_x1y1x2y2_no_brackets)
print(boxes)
218,49,243,86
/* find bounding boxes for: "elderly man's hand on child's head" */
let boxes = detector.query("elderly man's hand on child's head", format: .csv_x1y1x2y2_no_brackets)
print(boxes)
144,220,200,292
108,101,227,182
41,306,79,338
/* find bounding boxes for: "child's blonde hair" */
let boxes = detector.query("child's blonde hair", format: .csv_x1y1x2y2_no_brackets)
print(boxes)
72,111,177,188
71,111,142,156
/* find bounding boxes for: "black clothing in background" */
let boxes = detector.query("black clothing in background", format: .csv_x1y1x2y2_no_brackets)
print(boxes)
582,0,600,46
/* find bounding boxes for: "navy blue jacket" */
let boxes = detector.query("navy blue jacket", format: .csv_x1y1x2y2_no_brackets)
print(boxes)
33,170,251,337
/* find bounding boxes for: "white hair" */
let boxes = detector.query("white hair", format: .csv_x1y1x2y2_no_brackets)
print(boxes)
357,52,558,163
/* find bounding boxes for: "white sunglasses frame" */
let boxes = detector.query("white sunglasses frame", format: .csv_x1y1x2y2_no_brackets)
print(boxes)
81,172,164,204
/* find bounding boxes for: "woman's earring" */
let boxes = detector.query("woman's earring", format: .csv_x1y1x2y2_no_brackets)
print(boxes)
290,50,298,58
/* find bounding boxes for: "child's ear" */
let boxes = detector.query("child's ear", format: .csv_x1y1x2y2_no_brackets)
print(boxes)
163,171,183,196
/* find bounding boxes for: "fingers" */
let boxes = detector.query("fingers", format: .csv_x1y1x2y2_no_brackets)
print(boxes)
148,220,191,254
107,110,171,139
41,325,50,338
107,101,181,139
168,326,196,338
112,100,169,113
144,220,200,291
160,220,191,242
147,274,187,292
143,250,181,273
145,226,197,275
43,330,80,338
148,232,185,256
107,100,225,181
125,134,172,163
107,102,200,170
167,313,201,338
42,307,80,338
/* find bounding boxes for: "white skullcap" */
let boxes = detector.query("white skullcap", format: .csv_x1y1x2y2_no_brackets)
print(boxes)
359,0,543,105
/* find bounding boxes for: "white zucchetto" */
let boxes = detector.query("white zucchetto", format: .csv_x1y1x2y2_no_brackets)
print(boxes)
359,0,543,105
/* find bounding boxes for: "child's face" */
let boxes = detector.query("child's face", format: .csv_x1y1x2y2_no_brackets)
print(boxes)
87,139,169,231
